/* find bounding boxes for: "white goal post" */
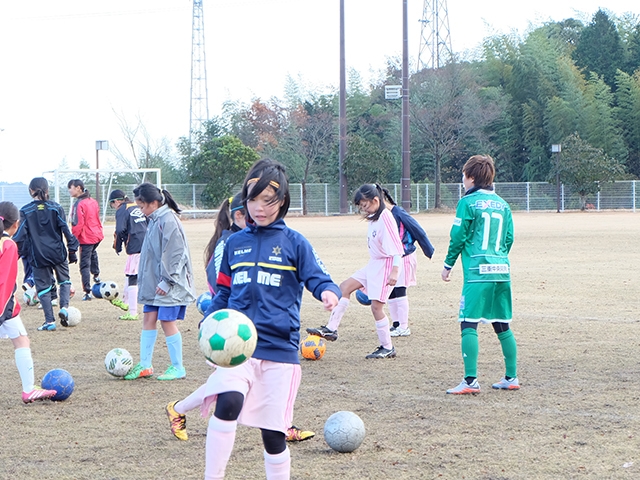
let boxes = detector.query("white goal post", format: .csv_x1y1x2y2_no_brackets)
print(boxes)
44,168,162,224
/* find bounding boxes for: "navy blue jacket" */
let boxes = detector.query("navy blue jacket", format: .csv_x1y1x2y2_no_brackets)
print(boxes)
114,202,148,255
390,205,435,258
208,219,341,364
13,200,79,268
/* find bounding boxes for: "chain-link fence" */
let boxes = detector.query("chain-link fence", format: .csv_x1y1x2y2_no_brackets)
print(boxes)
2,180,637,219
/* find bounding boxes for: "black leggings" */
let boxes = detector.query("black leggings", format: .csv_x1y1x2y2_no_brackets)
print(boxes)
214,392,286,455
388,287,407,299
460,321,510,334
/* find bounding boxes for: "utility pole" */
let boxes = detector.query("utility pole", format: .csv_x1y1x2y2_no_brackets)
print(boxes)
338,0,348,213
190,0,209,143
401,0,411,210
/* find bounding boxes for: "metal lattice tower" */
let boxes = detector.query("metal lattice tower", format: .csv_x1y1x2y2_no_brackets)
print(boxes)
190,0,209,140
417,0,453,70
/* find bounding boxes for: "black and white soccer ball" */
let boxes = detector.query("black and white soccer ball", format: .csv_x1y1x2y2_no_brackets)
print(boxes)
99,281,120,300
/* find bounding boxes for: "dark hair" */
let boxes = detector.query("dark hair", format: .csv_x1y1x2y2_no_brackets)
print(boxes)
463,155,495,189
204,193,245,263
353,184,386,221
133,182,181,214
381,186,396,206
241,158,290,223
0,201,19,236
67,179,85,190
29,177,50,201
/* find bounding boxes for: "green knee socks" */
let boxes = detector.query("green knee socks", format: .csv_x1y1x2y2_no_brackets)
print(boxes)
497,329,518,379
461,328,479,379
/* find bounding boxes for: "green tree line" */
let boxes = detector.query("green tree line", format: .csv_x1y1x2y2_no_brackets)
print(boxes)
116,9,640,210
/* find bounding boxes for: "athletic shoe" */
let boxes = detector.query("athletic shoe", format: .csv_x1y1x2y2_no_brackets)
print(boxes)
82,293,92,301
157,365,186,381
446,379,481,395
165,401,188,441
492,377,520,390
22,387,57,404
365,345,396,359
390,326,411,337
93,275,101,284
111,298,129,311
286,426,315,442
58,308,69,327
37,322,56,331
124,363,154,380
305,325,338,342
119,313,139,321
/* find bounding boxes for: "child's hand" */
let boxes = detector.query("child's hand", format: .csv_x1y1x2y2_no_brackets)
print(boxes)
441,268,452,282
321,291,339,311
156,285,167,295
386,266,399,286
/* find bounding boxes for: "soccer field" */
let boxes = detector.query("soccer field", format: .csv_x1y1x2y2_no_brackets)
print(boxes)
2,211,639,479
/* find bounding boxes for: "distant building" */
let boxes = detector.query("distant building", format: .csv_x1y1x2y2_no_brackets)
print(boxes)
0,183,32,209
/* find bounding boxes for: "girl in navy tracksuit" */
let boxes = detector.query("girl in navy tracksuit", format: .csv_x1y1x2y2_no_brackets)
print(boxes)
382,187,434,337
13,177,79,331
199,159,340,479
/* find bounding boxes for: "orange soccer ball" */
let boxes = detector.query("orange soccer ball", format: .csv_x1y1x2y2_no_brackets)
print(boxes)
300,335,327,360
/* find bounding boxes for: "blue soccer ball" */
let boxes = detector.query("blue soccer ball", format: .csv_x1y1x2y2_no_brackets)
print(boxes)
41,368,75,401
197,291,213,315
91,283,103,299
355,290,371,306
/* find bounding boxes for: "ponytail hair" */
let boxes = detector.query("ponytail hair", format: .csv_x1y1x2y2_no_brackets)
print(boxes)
381,186,396,206
133,183,181,214
28,177,50,201
0,201,19,237
204,192,244,264
353,183,386,221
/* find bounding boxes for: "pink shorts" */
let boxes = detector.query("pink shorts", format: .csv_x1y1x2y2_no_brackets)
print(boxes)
124,254,140,276
352,257,404,303
402,253,417,287
201,358,301,434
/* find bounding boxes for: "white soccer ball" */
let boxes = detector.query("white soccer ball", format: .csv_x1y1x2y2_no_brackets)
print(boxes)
65,306,82,327
23,287,39,306
324,411,366,453
198,309,258,368
99,281,120,300
104,348,134,377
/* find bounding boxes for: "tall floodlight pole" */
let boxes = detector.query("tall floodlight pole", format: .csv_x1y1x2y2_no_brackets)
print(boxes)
418,0,453,70
190,0,209,143
95,140,109,206
401,0,411,210
338,0,348,213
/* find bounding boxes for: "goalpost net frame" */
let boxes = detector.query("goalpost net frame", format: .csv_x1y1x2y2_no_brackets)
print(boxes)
43,168,162,224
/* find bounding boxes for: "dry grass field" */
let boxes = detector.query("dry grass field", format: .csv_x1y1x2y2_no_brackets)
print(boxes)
1,211,639,480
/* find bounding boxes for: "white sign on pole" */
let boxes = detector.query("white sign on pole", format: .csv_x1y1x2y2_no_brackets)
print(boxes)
385,85,402,100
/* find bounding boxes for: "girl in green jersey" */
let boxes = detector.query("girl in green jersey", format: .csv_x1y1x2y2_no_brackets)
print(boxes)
441,155,519,395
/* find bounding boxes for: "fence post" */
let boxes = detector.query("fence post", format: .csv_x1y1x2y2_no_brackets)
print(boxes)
526,182,530,212
324,184,328,216
458,183,462,200
597,190,600,211
192,184,196,210
633,180,636,213
425,184,429,211
300,184,303,214
415,183,420,213
561,184,565,211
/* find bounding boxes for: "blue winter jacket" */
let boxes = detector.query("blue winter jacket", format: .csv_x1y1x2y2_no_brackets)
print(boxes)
390,205,435,258
208,219,341,364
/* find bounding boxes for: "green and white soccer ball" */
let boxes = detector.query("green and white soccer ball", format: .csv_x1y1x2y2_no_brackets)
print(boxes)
198,309,258,368
104,348,134,377
23,287,39,306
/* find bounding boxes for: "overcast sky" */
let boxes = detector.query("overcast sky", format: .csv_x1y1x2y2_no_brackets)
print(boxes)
0,0,636,184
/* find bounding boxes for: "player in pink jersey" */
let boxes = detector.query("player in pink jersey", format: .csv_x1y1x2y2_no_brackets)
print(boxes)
307,183,405,358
